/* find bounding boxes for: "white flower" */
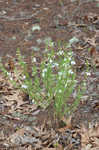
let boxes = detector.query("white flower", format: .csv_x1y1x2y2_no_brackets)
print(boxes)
52,63,59,68
21,85,28,89
68,57,72,61
42,68,47,73
83,82,86,86
10,77,13,81
68,51,73,56
86,72,91,76
49,42,54,47
65,83,67,87
32,99,35,103
64,58,67,61
7,72,11,76
62,63,67,67
54,63,59,67
48,92,50,97
32,25,41,31
58,76,61,80
23,75,26,79
49,59,53,63
7,72,13,80
58,72,63,76
63,63,69,68
59,89,62,93
57,50,64,55
71,61,76,65
42,68,47,77
32,57,36,63
68,70,74,74
42,72,45,77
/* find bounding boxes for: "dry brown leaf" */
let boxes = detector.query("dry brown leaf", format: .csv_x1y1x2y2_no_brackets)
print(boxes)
7,57,15,72
80,125,90,145
90,47,99,67
44,144,63,150
80,124,99,149
92,137,99,147
90,147,99,150
58,116,72,132
43,148,56,150
88,125,99,137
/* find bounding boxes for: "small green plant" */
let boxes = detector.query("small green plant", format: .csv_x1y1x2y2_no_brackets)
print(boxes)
0,43,85,120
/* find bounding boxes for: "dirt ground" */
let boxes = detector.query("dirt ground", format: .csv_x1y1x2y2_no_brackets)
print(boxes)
0,0,99,150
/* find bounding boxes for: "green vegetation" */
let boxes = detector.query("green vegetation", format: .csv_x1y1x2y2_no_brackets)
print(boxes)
0,42,85,120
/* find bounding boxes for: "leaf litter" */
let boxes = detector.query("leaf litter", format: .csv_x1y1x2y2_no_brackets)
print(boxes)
0,0,99,150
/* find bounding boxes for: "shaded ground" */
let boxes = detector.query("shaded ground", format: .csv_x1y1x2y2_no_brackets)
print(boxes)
0,0,99,150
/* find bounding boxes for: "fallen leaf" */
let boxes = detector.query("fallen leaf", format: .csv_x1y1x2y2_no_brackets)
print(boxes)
80,124,99,149
90,47,99,67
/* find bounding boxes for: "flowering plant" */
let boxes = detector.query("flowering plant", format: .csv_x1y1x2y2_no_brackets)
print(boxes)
0,43,85,119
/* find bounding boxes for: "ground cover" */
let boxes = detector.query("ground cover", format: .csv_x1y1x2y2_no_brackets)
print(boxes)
0,0,99,149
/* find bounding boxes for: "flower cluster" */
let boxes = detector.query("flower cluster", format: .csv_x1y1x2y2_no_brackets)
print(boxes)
0,46,85,120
